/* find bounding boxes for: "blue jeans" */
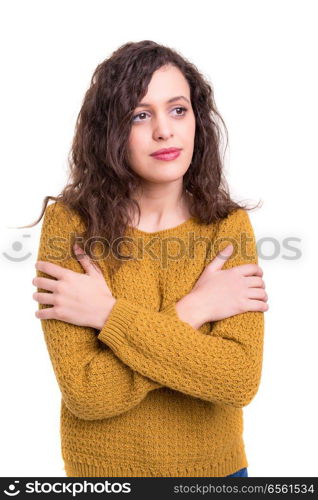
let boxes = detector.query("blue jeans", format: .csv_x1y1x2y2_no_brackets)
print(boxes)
226,467,248,477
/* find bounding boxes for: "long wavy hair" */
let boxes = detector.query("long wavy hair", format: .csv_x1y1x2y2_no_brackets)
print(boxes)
19,39,261,275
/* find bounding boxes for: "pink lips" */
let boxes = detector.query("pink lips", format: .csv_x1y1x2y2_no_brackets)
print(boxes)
150,148,182,161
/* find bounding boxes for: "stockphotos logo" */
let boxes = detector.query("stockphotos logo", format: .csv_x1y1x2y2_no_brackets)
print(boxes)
3,480,20,496
3,480,132,496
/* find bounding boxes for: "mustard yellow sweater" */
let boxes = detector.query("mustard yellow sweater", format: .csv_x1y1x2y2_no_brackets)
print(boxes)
36,201,264,477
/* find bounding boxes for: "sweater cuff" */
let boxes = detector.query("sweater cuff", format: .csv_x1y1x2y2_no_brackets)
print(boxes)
160,302,180,320
97,298,141,351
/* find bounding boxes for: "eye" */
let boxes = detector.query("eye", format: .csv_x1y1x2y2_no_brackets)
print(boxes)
132,111,149,122
132,106,188,123
173,106,188,117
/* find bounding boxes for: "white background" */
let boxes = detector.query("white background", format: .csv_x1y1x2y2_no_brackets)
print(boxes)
1,0,317,477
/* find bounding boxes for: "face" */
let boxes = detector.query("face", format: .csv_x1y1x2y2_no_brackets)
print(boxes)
127,64,196,186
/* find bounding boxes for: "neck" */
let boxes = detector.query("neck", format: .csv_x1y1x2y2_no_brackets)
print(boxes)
129,186,193,227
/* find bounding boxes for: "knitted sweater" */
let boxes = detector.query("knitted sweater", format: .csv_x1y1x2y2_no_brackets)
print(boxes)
36,201,264,477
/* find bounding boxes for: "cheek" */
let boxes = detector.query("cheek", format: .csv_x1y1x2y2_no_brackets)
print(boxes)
185,114,196,136
128,132,145,159
176,115,195,141
127,134,148,174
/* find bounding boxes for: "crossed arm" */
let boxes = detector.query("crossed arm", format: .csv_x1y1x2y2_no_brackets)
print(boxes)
36,202,264,421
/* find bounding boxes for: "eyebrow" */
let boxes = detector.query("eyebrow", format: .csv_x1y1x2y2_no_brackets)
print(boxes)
135,95,190,108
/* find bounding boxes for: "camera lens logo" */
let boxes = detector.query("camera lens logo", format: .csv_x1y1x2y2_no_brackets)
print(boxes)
3,481,20,496
2,234,31,262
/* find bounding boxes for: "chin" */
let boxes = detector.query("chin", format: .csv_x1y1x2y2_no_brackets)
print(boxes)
147,174,184,183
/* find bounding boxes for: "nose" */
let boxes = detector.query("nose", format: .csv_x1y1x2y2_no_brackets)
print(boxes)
152,112,173,141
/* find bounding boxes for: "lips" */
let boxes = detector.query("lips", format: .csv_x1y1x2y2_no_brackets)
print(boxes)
150,150,181,161
150,147,181,157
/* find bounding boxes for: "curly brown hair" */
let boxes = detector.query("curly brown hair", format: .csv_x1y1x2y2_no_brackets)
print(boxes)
19,39,261,275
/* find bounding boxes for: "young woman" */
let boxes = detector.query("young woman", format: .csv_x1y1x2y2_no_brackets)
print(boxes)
26,40,268,477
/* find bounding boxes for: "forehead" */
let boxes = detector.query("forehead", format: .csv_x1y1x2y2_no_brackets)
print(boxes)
138,65,190,105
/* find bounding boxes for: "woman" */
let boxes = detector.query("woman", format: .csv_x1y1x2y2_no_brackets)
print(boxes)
26,40,268,477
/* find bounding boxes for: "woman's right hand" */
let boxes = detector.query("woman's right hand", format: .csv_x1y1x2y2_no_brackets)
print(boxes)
188,244,269,324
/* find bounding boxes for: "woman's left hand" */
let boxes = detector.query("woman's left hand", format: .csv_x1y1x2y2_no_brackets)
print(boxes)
32,243,116,330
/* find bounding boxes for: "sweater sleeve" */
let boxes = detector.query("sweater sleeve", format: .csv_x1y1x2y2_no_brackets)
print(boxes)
36,202,163,421
97,209,265,408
